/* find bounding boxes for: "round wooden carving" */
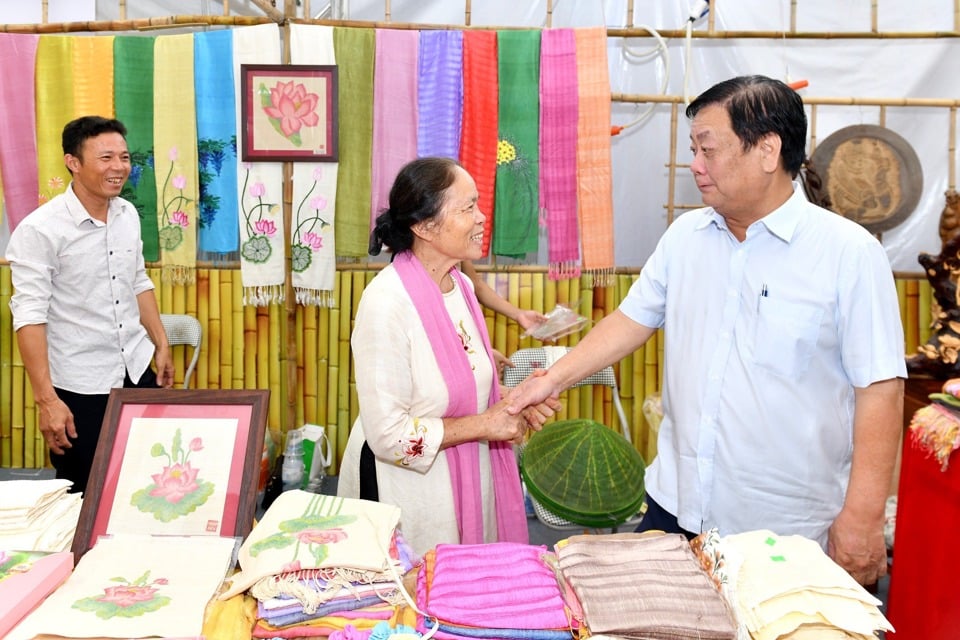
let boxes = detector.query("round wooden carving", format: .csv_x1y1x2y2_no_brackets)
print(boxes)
809,124,923,234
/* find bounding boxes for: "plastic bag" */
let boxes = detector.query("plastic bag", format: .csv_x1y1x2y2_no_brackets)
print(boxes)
521,303,590,342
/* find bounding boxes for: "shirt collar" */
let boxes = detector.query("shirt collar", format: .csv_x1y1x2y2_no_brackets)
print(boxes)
63,182,129,227
695,181,807,243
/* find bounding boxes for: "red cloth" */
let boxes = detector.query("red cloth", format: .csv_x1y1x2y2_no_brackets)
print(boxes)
459,30,498,256
886,421,960,639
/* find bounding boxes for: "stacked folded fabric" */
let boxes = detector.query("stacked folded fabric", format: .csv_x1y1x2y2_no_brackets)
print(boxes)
555,532,737,640
0,479,81,552
719,530,893,640
219,491,415,639
415,541,576,640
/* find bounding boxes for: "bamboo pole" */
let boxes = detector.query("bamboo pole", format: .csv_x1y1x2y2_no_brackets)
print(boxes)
385,0,392,22
250,0,287,23
223,0,229,16
42,0,48,24
613,92,960,108
790,0,796,33
545,0,553,28
625,0,634,29
0,15,274,34
207,269,221,389
666,102,679,225
871,0,879,34
120,0,126,21
0,267,12,466
951,106,957,190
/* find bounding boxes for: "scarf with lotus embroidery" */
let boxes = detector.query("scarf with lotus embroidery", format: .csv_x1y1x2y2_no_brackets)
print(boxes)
114,35,159,261
153,33,199,285
194,30,240,255
290,24,339,307
233,24,285,305
393,251,528,545
0,34,39,232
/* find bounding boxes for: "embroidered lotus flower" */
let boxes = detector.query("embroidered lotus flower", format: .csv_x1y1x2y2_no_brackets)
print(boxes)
290,172,331,273
310,194,328,211
158,147,194,250
171,211,189,227
240,168,280,265
131,428,214,522
262,80,320,140
249,181,266,198
255,219,277,237
74,571,171,619
149,462,200,503
295,528,347,546
250,510,358,567
302,231,323,250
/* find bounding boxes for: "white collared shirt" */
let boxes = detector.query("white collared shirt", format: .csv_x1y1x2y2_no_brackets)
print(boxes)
620,183,907,545
6,183,157,394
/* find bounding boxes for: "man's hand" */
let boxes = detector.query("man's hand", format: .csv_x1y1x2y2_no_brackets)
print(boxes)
505,368,559,416
154,345,175,388
37,396,76,455
827,506,888,585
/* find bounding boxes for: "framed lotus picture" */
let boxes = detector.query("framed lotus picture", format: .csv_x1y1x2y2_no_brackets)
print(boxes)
71,388,270,563
240,63,338,162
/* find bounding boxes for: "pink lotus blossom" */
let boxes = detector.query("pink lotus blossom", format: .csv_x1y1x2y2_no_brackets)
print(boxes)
263,81,320,138
168,147,178,162
295,528,347,545
312,166,324,181
189,437,203,452
149,462,200,503
254,219,277,237
309,195,328,211
172,174,186,190
171,211,189,227
281,560,302,573
249,182,266,198
98,585,158,607
302,231,323,250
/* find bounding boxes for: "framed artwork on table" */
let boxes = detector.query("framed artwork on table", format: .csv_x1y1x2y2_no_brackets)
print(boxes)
240,63,339,162
71,388,270,564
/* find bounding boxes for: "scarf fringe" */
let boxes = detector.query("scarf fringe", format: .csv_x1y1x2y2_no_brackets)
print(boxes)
161,264,196,285
585,267,615,288
249,566,405,614
243,284,285,307
909,403,960,471
548,260,582,281
295,287,336,308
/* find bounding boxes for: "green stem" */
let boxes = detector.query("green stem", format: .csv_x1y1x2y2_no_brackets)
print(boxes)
160,161,174,226
240,170,254,236
295,180,318,226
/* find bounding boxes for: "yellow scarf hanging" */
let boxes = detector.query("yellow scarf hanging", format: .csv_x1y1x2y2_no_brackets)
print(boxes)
72,35,114,119
35,36,74,203
153,34,198,285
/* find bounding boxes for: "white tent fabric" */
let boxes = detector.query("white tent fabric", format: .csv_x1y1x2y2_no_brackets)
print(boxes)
2,0,956,271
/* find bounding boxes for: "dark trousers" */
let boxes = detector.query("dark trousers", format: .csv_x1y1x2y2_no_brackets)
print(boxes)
50,368,158,495
634,494,698,540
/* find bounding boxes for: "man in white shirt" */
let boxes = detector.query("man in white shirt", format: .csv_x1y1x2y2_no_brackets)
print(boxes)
507,75,905,586
6,116,174,494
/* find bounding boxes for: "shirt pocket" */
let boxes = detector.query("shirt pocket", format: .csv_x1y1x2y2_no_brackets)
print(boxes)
753,299,823,377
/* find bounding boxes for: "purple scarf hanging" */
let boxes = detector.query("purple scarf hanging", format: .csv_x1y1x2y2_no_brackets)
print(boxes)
392,251,527,545
416,30,464,160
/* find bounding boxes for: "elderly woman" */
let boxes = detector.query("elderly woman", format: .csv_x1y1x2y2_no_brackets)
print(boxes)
337,157,553,555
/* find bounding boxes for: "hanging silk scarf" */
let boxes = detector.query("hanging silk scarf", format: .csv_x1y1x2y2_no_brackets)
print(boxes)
493,30,540,258
333,27,376,258
574,27,615,286
234,24,284,305
370,29,418,231
114,36,159,262
459,30,499,256
153,34,199,285
35,36,73,205
417,30,463,160
290,24,339,307
194,30,240,255
72,36,114,119
0,34,39,231
539,29,580,280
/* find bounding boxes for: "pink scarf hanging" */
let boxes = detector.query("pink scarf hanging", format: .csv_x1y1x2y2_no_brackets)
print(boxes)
370,29,419,231
539,28,580,280
0,34,39,231
392,251,528,545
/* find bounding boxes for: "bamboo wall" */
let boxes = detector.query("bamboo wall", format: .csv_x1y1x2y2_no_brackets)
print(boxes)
0,263,933,475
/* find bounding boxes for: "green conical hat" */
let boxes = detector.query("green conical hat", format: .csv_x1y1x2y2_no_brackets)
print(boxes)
521,419,646,528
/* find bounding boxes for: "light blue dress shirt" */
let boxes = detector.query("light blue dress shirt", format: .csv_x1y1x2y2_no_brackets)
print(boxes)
620,184,907,545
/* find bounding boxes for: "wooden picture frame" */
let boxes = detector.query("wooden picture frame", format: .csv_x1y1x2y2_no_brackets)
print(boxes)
240,63,338,162
71,388,270,564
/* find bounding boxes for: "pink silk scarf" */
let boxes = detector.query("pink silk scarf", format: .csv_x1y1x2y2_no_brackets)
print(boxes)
0,34,39,231
370,29,419,231
392,251,527,545
539,28,580,280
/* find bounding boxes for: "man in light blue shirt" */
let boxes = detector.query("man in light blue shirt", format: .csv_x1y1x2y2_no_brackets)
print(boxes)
508,75,905,586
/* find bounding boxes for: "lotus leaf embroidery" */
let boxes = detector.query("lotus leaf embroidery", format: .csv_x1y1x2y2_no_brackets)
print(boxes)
73,571,170,619
130,428,214,522
291,166,331,273
249,510,356,567
240,164,280,265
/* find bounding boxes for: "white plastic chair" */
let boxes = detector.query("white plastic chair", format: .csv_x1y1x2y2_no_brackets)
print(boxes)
506,346,644,532
160,314,202,389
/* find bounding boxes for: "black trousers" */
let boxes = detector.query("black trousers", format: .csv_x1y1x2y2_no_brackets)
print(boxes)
634,494,698,540
50,368,159,495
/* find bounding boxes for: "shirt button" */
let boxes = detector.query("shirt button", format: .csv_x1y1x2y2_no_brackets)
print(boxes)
109,250,113,255
115,300,119,304
112,275,116,280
